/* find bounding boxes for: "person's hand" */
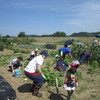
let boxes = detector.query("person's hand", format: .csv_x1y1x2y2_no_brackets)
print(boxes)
42,74,46,80
63,82,67,90
75,81,78,87
12,70,15,73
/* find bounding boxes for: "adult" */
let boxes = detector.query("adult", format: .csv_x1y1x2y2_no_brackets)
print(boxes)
63,59,80,100
9,56,23,72
24,50,49,97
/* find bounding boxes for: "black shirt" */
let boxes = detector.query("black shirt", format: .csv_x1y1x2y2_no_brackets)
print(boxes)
66,68,77,87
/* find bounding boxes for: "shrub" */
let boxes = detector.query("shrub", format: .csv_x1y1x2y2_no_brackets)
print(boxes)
45,44,56,49
13,49,20,53
0,42,4,51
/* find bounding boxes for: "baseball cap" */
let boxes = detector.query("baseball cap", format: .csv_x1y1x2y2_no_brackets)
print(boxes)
40,50,49,56
35,48,39,51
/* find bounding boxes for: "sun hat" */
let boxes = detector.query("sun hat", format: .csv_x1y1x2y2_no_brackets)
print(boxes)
71,59,80,67
40,50,49,56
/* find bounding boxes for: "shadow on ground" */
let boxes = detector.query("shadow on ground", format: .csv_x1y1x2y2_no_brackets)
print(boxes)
17,83,32,93
48,90,67,100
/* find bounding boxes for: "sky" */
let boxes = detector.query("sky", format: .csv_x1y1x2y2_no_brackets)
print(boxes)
0,0,100,36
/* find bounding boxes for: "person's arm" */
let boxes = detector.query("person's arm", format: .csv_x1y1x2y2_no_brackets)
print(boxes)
63,73,69,90
64,77,68,84
37,64,46,79
69,53,72,58
11,65,14,72
36,64,43,76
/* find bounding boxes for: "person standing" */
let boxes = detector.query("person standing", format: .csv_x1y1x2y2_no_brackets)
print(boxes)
63,59,80,100
24,50,49,97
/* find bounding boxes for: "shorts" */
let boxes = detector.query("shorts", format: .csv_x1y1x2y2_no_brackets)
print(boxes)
65,85,75,91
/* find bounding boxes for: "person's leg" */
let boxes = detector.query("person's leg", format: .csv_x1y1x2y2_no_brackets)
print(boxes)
79,54,86,64
30,82,36,92
24,71,44,97
62,66,67,71
67,90,73,100
33,85,42,97
86,54,90,64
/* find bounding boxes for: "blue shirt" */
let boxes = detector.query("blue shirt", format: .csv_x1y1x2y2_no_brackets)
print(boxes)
59,47,71,54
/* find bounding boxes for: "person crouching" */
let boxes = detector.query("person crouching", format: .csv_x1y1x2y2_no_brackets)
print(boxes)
24,50,49,97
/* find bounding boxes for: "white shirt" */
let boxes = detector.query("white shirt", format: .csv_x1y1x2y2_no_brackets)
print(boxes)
31,51,35,55
24,55,44,73
9,58,17,66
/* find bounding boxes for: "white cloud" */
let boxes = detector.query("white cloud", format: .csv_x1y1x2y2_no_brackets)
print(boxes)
64,0,100,32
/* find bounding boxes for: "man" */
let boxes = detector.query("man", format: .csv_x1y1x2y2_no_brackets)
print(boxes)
59,44,72,60
63,59,80,100
24,50,49,97
9,56,23,72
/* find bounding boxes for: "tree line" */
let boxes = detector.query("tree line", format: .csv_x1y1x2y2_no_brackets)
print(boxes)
0,31,100,37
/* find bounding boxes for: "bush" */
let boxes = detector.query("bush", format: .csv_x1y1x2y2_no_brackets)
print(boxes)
13,49,20,53
45,44,56,49
0,42,4,51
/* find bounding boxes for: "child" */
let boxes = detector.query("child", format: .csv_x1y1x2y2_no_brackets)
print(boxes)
63,59,80,100
9,56,23,72
54,57,69,71
27,48,39,61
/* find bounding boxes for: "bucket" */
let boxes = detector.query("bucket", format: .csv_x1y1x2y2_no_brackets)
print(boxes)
13,69,22,77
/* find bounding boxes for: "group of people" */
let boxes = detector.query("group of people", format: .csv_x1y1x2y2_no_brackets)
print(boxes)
8,38,98,100
53,39,92,100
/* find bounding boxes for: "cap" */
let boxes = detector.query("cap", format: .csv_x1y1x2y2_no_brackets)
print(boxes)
40,50,49,56
35,48,39,51
18,56,23,61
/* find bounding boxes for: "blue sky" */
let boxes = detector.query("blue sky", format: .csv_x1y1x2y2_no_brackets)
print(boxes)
0,0,100,36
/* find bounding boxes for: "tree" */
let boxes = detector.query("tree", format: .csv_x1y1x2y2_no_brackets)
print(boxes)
18,32,26,37
6,35,10,38
52,31,67,37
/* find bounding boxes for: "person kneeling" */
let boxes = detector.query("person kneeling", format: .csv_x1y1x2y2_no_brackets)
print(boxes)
54,57,69,71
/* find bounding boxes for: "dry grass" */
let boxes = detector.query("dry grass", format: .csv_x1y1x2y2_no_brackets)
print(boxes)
33,37,94,44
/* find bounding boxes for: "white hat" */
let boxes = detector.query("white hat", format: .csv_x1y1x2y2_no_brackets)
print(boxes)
71,59,80,64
